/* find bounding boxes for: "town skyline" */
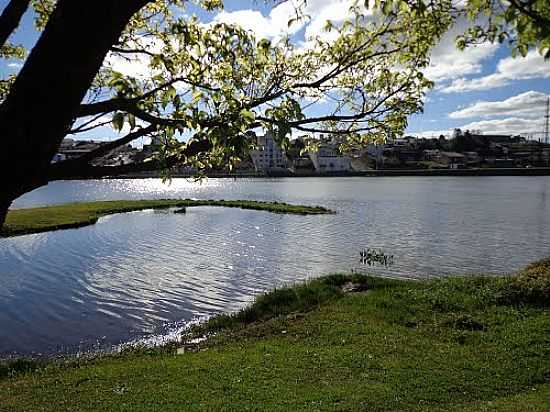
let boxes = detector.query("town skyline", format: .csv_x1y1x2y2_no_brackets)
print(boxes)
54,127,550,175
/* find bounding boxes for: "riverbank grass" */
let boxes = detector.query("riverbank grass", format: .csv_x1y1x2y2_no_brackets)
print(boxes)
1,199,334,237
1,260,549,411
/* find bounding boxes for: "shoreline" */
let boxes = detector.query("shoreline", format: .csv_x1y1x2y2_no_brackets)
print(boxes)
103,167,550,179
1,261,549,410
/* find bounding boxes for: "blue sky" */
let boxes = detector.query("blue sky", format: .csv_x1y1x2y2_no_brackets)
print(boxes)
2,0,549,141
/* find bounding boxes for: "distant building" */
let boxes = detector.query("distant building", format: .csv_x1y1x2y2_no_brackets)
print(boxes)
463,151,481,167
51,139,102,163
423,149,441,161
308,144,352,173
477,134,515,144
52,138,137,166
59,138,75,151
250,131,288,172
141,134,170,157
289,156,315,173
367,144,385,169
58,140,103,159
440,151,466,169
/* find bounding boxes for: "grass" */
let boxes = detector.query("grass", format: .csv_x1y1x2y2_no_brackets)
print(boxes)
1,199,334,237
1,259,549,411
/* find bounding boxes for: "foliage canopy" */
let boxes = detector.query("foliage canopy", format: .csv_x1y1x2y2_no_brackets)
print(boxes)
0,0,548,178
2,0,453,177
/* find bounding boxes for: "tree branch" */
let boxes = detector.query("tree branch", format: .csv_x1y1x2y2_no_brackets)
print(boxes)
110,45,157,57
69,112,112,134
508,0,550,27
78,97,135,117
48,137,211,180
77,77,220,118
293,124,377,134
245,41,402,111
76,124,157,163
0,0,30,50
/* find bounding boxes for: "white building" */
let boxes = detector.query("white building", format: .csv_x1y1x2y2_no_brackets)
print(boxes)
250,131,288,172
367,144,386,168
308,144,352,173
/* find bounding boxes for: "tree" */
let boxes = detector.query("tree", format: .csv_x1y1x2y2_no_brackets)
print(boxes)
0,0,454,228
456,0,550,57
0,0,151,226
385,0,550,56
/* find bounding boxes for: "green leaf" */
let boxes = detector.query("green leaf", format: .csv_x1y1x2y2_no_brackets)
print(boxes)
112,113,125,132
239,109,255,122
128,113,136,130
192,90,203,103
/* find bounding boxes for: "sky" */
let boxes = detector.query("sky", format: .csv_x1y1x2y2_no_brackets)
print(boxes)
1,0,549,141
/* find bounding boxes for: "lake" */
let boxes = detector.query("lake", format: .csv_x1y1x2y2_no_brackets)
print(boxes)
1,176,549,356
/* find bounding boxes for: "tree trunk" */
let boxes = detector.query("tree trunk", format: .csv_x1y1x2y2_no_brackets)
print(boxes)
0,0,149,230
0,197,10,230
0,0,31,49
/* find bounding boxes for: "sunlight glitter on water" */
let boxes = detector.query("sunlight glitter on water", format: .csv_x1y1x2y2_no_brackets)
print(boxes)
112,177,226,196
2,176,550,356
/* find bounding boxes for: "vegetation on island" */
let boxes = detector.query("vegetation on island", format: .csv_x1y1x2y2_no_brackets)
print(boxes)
1,199,334,237
173,199,334,215
1,259,549,411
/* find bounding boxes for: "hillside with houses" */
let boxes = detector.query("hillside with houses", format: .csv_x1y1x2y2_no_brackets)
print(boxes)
52,129,550,177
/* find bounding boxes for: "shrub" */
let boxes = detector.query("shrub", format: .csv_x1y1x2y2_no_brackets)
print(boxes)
499,258,550,306
0,359,42,379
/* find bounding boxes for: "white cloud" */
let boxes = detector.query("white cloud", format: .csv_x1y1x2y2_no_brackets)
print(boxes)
104,37,164,79
408,130,452,138
213,0,367,43
440,73,507,93
497,51,550,79
424,19,499,82
442,50,550,93
215,4,498,85
458,117,539,135
106,54,152,79
410,114,543,136
303,0,365,41
213,1,303,40
7,62,22,69
449,91,549,119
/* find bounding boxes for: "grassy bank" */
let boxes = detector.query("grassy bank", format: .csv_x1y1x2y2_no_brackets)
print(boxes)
1,259,549,411
1,199,334,237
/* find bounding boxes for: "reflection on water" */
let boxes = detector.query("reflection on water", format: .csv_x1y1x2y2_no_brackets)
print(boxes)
1,176,550,356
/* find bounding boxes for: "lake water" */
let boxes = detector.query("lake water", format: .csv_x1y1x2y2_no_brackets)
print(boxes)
1,177,549,356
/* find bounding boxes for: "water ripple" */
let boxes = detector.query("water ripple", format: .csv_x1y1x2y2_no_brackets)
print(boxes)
1,177,550,356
